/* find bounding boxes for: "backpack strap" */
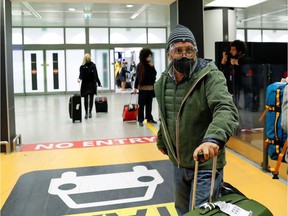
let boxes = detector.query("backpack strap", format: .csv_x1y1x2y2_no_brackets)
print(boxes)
269,139,288,179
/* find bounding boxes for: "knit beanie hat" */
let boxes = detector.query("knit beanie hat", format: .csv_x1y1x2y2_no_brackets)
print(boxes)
167,24,198,51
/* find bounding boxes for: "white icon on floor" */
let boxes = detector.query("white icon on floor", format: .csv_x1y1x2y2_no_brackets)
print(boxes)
48,166,164,209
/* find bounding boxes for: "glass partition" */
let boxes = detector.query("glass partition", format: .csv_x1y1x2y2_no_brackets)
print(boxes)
110,49,115,91
65,28,86,44
110,28,147,44
12,28,22,45
247,29,262,42
263,30,288,42
236,29,245,41
148,28,166,44
13,50,24,93
90,49,110,89
151,48,166,81
66,49,84,92
89,28,109,44
24,28,64,44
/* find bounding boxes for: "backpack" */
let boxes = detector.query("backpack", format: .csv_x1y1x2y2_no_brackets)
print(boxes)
260,82,288,178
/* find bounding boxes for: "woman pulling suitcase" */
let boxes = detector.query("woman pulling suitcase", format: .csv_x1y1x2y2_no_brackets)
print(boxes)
78,53,102,119
133,48,157,127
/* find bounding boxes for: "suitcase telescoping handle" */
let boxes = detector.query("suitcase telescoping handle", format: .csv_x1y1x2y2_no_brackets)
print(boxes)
130,92,138,105
191,153,217,210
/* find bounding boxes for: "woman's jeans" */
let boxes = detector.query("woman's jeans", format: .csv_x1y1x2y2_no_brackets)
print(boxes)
173,165,223,216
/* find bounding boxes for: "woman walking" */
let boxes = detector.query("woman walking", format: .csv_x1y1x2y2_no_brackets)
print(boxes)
78,53,101,119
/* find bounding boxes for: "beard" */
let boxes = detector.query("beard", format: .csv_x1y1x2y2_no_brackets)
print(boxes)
172,57,195,76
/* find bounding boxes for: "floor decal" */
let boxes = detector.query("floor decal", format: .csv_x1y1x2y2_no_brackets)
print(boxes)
1,160,175,216
19,136,157,152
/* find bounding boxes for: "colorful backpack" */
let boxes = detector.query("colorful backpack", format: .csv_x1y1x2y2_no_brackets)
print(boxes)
260,82,287,178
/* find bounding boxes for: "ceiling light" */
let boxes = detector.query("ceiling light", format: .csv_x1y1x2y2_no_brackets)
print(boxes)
205,0,267,8
21,2,42,19
130,13,139,20
126,4,134,8
130,4,150,20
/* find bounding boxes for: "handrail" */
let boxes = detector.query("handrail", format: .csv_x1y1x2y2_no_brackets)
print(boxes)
0,141,11,154
12,134,22,152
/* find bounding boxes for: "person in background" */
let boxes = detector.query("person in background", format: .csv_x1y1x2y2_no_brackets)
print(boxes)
114,59,122,88
78,53,101,119
119,61,130,91
220,47,233,94
133,48,157,127
154,24,239,215
130,60,137,88
229,40,251,110
130,60,136,73
220,40,252,109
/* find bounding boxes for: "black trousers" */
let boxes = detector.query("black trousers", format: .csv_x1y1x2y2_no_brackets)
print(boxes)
84,93,94,114
138,90,154,123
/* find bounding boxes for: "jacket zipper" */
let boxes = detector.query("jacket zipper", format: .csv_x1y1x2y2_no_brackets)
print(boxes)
175,70,211,168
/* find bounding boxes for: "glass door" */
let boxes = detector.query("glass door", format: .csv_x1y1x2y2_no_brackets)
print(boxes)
24,50,45,93
46,50,66,92
24,50,66,93
91,49,110,90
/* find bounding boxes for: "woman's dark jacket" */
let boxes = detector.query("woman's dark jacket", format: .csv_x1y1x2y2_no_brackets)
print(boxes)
79,61,101,97
134,63,157,89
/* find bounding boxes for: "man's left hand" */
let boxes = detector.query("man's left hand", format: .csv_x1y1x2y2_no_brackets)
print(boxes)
193,142,219,161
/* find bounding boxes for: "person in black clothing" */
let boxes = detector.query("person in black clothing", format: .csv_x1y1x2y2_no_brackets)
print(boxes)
221,40,251,109
78,53,101,119
133,48,157,127
220,48,233,94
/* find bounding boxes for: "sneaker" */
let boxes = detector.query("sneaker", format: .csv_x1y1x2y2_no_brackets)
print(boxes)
89,113,92,118
139,122,144,127
84,114,88,119
147,119,157,124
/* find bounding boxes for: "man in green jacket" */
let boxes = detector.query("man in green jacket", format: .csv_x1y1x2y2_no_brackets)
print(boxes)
154,24,239,215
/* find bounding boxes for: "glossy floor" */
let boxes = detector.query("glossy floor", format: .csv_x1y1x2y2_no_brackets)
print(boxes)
1,92,287,216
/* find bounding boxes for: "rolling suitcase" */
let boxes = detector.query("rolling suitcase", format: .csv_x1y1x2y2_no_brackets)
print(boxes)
184,155,273,216
122,93,139,121
69,94,82,123
95,88,108,113
95,97,108,113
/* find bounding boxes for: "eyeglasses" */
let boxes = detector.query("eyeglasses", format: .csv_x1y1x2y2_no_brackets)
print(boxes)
171,46,196,59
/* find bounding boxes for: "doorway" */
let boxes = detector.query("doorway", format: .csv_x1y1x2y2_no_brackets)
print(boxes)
24,50,66,93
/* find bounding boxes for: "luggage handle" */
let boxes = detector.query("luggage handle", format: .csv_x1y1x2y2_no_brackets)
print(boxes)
129,92,138,105
191,153,217,210
97,86,104,96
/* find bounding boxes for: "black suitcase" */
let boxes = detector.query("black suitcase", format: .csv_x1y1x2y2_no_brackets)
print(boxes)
95,96,108,113
69,94,82,123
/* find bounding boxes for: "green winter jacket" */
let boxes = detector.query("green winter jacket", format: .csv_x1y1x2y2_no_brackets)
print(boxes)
154,59,239,170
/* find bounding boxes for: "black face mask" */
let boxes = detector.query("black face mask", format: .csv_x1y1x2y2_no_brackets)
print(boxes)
172,57,195,76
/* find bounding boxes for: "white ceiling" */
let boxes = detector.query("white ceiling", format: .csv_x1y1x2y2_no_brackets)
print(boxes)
10,0,288,30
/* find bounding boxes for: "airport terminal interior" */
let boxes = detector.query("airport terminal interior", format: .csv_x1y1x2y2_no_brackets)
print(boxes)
1,0,288,216
1,92,287,216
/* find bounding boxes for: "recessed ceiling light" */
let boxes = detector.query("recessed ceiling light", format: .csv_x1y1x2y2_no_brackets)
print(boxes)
68,8,76,12
126,4,134,8
205,0,267,8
